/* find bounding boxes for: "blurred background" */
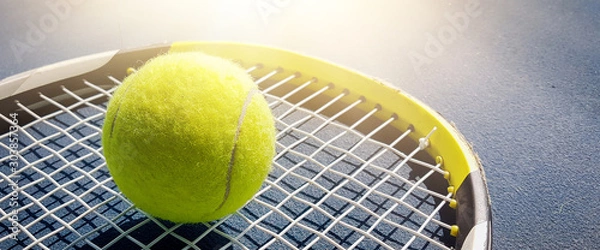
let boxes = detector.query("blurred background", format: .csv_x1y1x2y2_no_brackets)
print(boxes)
1,0,598,249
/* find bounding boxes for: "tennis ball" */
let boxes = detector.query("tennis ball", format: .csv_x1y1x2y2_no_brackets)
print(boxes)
101,52,276,223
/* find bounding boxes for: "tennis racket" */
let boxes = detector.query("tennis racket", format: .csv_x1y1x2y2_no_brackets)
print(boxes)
0,41,491,249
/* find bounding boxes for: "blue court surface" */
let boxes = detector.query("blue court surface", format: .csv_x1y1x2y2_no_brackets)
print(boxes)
0,0,598,249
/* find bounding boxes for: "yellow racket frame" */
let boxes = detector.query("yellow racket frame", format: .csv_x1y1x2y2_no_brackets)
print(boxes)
171,41,477,192
0,41,491,249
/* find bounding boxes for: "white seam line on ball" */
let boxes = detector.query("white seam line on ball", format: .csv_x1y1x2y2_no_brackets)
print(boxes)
217,88,260,210
109,78,138,138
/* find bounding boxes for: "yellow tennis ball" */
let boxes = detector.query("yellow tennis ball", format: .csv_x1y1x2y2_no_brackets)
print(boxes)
101,52,276,223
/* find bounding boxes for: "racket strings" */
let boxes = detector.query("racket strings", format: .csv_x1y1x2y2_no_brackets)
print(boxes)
1,81,144,249
0,63,456,250
245,66,454,249
1,79,202,250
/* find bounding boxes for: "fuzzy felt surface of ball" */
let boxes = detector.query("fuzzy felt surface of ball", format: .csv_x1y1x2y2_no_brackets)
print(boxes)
102,52,276,223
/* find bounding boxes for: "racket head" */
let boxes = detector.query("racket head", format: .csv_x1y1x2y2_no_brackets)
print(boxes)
0,41,491,249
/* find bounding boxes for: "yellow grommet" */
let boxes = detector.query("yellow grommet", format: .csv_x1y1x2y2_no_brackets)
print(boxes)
447,186,455,194
449,199,457,209
443,171,450,180
126,67,136,75
450,225,459,237
436,156,443,165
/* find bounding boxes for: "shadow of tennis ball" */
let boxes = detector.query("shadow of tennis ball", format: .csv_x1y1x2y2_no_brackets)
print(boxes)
75,218,232,250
